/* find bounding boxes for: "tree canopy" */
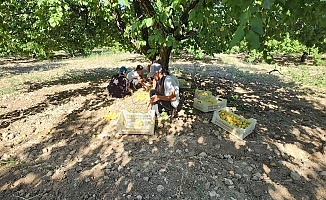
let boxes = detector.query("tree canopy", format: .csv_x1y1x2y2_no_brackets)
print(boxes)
1,0,325,69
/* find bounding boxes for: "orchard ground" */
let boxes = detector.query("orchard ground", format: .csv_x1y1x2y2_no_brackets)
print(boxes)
0,52,325,200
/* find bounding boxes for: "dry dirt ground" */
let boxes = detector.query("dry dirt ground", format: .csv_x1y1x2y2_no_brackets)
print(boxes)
0,53,325,200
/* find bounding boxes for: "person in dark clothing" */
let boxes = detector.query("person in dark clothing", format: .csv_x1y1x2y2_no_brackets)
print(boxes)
107,66,130,98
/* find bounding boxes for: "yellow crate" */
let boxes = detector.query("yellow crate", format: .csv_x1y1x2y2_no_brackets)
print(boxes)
178,79,192,88
211,107,257,140
194,89,213,100
116,110,155,135
193,97,227,112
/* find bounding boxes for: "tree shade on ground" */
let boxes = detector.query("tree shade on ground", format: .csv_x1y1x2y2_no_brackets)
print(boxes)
0,0,325,69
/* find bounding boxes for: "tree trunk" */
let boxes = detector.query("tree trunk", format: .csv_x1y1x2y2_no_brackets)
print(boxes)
159,46,172,72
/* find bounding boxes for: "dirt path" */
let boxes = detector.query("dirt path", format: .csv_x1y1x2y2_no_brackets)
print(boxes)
0,53,325,200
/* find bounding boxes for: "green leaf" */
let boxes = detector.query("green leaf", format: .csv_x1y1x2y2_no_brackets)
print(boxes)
37,0,45,6
168,18,174,28
63,4,69,10
137,40,146,48
229,25,245,48
197,14,203,24
157,0,163,10
250,16,264,35
118,0,129,7
144,18,154,27
262,0,275,9
250,6,258,13
240,0,252,9
246,30,260,49
131,23,138,31
147,49,157,58
189,10,196,21
166,35,174,47
240,10,250,25
49,18,56,27
171,0,179,9
149,34,161,42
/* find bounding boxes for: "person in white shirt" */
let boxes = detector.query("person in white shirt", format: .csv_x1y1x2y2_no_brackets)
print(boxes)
147,63,179,118
164,71,179,87
126,65,149,91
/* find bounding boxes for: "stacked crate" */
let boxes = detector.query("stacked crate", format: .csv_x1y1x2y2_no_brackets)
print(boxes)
193,89,257,139
193,89,227,112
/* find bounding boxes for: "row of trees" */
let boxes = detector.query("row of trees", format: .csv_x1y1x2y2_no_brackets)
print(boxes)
1,0,325,69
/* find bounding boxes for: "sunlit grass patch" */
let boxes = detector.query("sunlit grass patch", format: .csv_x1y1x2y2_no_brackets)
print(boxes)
285,65,326,88
0,53,131,95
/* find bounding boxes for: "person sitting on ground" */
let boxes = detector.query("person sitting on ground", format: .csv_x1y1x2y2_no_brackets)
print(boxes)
147,63,179,118
126,65,149,91
107,66,130,98
164,70,179,87
148,64,179,90
146,58,179,89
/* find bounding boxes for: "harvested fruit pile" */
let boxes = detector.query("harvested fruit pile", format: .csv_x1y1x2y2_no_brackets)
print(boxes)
196,90,212,98
133,120,144,127
219,110,251,129
134,90,149,102
102,111,120,121
203,99,217,104
193,89,227,112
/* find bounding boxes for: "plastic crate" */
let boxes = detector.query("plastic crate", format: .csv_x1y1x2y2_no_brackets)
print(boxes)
211,107,257,140
194,89,213,100
178,79,192,89
193,97,227,112
116,110,155,135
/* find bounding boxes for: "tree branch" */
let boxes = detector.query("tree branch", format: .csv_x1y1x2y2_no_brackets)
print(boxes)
13,10,33,16
137,0,170,38
175,29,198,41
137,0,155,17
175,0,200,41
180,0,200,26
133,1,150,55
112,7,125,32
